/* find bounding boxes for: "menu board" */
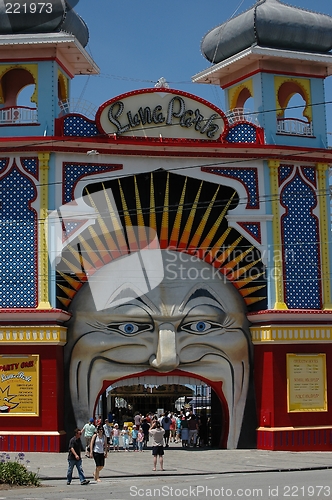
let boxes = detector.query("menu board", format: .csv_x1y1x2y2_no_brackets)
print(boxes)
0,355,39,416
287,354,327,412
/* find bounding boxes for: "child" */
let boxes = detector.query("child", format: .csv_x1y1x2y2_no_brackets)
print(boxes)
121,425,130,451
131,425,138,451
137,427,144,452
112,423,120,451
175,415,182,443
170,414,176,443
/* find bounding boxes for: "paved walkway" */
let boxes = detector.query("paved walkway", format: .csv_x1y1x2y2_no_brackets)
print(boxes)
6,444,332,484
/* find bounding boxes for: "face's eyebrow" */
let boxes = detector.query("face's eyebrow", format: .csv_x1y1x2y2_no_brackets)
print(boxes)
179,287,224,312
107,286,140,305
135,295,160,315
107,288,160,315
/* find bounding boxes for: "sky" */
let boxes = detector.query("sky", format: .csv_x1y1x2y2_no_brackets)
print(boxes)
70,0,332,141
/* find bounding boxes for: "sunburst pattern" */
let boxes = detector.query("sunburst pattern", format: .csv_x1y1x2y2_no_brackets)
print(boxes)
57,171,266,308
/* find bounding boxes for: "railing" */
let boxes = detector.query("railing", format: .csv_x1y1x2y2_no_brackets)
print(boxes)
0,106,38,125
58,98,98,119
225,108,260,126
277,117,313,136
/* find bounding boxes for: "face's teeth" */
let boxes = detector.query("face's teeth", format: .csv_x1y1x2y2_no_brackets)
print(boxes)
71,352,248,449
179,357,249,449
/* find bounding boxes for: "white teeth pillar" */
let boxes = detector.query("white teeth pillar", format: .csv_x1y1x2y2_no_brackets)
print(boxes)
225,361,248,449
149,322,179,372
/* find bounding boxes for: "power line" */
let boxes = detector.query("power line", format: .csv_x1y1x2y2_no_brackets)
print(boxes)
1,147,332,192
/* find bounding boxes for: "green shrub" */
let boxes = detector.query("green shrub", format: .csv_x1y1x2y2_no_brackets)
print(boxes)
0,453,40,486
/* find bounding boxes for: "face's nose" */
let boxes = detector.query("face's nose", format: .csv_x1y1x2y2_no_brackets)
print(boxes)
149,322,179,372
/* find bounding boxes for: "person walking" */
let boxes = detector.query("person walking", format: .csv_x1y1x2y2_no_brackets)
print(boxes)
170,413,176,443
188,414,199,447
103,418,112,451
141,418,150,448
81,418,96,457
175,414,182,443
149,420,165,471
137,427,144,452
121,425,130,451
131,425,138,451
90,425,108,482
67,428,90,485
161,413,171,447
134,412,142,427
180,414,189,447
112,423,120,451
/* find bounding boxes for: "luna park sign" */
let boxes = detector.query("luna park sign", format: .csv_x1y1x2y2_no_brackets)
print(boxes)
96,89,228,141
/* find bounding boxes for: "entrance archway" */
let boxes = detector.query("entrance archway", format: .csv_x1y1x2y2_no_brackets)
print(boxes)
106,384,195,421
95,377,215,446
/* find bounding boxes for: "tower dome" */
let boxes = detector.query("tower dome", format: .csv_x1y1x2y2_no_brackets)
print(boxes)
0,0,89,47
201,0,332,64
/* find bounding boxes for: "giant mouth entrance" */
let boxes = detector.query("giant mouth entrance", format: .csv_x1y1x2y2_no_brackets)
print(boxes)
94,375,225,448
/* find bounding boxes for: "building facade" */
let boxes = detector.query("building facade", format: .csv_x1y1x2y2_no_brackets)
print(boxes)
1,0,332,451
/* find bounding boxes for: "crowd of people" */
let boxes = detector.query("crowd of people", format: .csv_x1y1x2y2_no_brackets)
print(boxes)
81,410,210,452
67,409,210,483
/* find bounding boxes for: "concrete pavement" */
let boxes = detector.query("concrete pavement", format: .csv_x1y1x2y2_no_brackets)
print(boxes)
5,444,332,485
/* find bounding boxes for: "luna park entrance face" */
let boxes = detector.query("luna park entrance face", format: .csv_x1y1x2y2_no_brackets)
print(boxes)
65,252,252,449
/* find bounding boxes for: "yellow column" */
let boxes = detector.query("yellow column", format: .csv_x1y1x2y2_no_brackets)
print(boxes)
316,163,332,309
268,160,288,309
37,152,51,309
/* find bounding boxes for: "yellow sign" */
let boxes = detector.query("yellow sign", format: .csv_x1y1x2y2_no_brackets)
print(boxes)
0,355,39,416
287,354,327,412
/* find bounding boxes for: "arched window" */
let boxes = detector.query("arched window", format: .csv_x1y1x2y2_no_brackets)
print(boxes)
227,81,257,125
235,87,252,109
58,73,68,102
275,79,312,136
17,84,37,108
0,67,38,124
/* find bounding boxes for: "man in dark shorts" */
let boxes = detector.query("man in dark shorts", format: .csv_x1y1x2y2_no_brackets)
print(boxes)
149,420,165,471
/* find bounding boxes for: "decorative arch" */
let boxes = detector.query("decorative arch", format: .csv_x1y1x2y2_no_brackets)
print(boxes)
274,76,312,121
228,79,253,110
56,170,266,310
0,64,38,105
0,162,38,307
280,168,321,309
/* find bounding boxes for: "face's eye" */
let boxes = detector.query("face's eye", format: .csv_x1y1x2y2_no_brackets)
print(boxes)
181,320,222,334
191,321,211,332
118,323,138,334
105,322,153,336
